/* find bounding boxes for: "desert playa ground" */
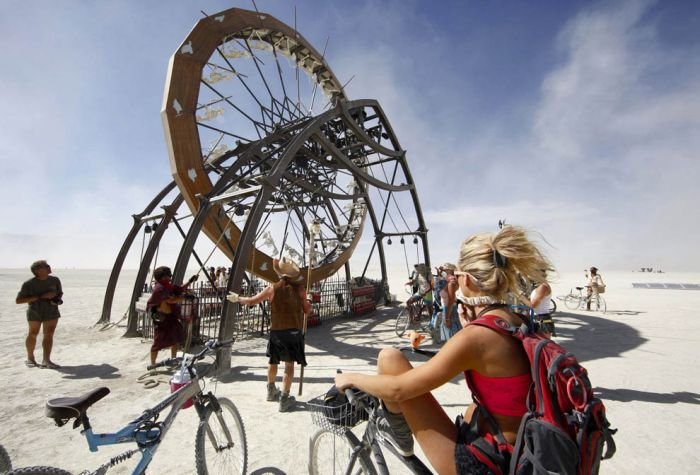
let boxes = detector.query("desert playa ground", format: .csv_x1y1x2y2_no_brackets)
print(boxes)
1,270,699,474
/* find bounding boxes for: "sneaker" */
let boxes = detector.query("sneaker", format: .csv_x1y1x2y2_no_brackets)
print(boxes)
377,413,414,457
266,383,281,402
279,393,296,412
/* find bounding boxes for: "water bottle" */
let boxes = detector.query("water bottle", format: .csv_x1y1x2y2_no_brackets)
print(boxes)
170,366,194,409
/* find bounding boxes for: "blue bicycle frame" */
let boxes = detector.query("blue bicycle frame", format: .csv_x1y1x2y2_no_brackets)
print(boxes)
79,375,204,474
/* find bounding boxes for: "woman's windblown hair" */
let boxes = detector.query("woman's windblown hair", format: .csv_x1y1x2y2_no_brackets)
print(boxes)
457,226,553,302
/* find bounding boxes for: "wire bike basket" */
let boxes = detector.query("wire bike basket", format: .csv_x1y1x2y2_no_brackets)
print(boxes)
308,392,369,436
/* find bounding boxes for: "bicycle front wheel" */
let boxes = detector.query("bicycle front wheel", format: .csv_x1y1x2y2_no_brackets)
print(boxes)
7,467,72,475
395,307,410,337
195,397,248,475
564,294,581,310
308,429,377,475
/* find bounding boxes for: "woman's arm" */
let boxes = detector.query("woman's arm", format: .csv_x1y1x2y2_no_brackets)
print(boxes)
529,283,551,308
239,285,274,306
335,326,483,402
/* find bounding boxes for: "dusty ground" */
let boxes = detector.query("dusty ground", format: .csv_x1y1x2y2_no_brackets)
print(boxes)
1,271,699,473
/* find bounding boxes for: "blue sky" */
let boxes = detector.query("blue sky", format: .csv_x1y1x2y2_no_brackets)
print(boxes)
1,0,699,275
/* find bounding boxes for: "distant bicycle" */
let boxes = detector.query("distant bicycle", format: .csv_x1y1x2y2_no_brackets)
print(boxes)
8,339,247,475
394,298,432,338
562,286,606,313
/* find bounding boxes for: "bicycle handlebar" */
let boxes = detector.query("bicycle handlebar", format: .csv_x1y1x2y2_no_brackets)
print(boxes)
147,339,234,372
191,338,234,363
398,345,437,359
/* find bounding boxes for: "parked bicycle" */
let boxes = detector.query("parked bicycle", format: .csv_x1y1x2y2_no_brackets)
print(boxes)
562,286,607,313
307,347,436,475
8,339,247,475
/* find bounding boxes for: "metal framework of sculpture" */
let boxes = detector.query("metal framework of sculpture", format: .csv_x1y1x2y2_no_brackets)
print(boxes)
99,7,430,367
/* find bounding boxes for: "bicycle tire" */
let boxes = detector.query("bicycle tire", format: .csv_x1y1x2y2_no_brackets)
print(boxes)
7,468,72,475
195,397,248,475
308,428,377,475
394,307,410,338
564,294,580,310
0,443,12,473
548,298,557,314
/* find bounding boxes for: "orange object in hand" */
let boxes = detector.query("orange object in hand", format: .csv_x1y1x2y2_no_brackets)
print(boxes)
408,330,425,348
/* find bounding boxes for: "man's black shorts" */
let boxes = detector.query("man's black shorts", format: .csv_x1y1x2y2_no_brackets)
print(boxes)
267,329,307,366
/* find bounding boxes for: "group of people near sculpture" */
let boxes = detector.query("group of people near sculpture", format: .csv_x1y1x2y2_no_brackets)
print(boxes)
16,225,608,473
407,254,557,343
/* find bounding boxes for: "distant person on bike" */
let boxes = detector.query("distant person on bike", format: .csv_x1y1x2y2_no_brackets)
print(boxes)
147,266,197,368
335,226,553,474
406,263,433,311
528,278,555,338
227,257,312,412
16,260,63,369
586,267,605,311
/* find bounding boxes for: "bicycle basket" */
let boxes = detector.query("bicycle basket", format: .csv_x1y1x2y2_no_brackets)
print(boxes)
308,388,368,435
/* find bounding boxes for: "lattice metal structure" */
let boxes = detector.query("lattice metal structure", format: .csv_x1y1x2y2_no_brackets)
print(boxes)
100,7,430,368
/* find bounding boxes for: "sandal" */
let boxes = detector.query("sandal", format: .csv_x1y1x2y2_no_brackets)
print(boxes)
40,361,61,369
25,360,38,368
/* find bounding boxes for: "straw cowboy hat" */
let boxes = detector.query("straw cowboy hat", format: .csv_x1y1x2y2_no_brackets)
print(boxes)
440,262,457,271
273,257,303,282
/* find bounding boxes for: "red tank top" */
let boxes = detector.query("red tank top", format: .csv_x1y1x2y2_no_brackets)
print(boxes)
465,370,532,417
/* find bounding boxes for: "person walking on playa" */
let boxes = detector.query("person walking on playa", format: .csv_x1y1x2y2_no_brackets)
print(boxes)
227,257,312,412
147,266,197,367
16,260,63,369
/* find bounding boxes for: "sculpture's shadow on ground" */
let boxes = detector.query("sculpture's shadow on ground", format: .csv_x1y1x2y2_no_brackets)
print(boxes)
57,363,121,379
552,310,647,363
305,307,648,366
221,307,648,386
595,387,700,405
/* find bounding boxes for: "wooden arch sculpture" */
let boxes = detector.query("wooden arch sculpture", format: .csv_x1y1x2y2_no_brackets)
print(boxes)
161,7,429,288
100,7,430,351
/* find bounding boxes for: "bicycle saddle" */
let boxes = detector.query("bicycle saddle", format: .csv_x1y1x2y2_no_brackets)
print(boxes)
46,387,110,424
576,286,584,290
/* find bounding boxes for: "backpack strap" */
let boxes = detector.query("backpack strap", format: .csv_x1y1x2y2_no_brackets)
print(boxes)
469,313,531,339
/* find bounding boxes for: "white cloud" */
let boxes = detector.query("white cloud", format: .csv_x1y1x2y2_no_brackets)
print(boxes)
421,0,700,271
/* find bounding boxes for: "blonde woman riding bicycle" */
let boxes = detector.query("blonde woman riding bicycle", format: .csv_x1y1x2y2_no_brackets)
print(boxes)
335,226,553,474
